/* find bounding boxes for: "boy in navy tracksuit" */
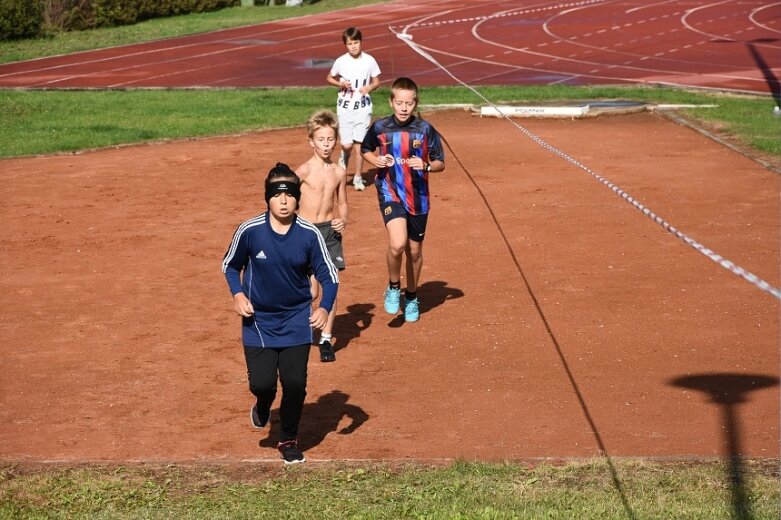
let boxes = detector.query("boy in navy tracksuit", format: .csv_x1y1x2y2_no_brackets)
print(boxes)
222,163,339,464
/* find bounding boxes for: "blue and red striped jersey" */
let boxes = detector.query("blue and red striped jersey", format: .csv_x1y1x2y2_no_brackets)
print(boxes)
362,115,445,215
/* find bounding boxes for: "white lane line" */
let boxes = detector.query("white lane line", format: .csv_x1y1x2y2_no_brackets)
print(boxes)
680,0,744,42
0,1,446,82
626,0,679,15
749,2,781,34
385,4,772,95
525,0,779,85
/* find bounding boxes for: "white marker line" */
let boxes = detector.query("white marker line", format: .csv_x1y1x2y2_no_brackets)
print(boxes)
626,0,678,16
749,2,781,34
459,7,771,89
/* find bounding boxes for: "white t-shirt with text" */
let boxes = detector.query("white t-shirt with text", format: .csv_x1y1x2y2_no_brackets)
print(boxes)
330,52,381,111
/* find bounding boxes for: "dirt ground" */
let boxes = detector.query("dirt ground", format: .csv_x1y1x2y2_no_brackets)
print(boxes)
0,109,778,463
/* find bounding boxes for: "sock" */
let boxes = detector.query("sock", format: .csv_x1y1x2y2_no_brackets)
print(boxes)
389,281,401,290
319,333,332,345
405,291,417,301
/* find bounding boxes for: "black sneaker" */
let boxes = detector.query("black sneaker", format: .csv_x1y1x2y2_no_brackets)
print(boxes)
278,440,306,464
250,403,270,429
319,340,336,363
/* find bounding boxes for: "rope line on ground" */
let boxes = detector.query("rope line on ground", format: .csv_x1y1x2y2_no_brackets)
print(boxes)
390,29,780,300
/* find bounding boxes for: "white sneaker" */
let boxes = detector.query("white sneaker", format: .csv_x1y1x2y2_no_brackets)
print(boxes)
353,176,365,191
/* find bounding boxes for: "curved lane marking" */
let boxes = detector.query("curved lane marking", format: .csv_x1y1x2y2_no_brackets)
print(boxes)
749,2,781,34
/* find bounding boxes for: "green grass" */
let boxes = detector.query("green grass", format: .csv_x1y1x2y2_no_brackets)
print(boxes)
1,460,778,519
0,0,386,64
1,85,779,160
0,87,332,157
424,84,781,159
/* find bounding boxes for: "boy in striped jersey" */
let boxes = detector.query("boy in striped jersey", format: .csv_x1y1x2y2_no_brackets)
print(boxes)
361,77,445,323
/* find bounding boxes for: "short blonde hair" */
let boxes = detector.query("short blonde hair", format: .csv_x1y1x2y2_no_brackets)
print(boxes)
306,110,339,139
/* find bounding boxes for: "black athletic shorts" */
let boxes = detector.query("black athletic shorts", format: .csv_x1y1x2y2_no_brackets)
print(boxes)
380,202,429,242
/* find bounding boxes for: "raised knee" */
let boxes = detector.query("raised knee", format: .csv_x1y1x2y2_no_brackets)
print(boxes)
389,243,406,257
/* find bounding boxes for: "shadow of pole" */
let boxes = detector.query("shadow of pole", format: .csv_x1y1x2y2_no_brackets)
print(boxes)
443,139,637,519
671,373,778,520
746,42,781,108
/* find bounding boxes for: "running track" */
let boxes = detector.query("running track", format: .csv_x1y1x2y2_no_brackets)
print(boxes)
0,0,779,96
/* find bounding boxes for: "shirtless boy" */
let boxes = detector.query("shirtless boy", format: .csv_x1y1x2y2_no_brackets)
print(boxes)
295,110,349,362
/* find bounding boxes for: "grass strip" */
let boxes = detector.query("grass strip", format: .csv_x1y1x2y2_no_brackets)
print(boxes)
1,459,779,519
1,85,779,160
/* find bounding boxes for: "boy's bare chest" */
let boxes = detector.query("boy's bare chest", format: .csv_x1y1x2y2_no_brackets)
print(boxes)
305,170,339,192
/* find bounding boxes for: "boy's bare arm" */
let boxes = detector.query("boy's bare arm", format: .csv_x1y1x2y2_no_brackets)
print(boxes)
362,150,379,167
428,159,445,173
360,75,380,95
334,170,349,230
294,162,317,221
294,162,309,180
326,73,348,89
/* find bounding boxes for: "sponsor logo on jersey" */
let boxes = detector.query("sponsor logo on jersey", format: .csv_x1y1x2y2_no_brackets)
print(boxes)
256,250,267,259
389,156,424,167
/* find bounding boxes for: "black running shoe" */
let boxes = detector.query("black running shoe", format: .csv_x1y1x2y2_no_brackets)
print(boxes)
277,440,305,464
250,403,270,429
319,340,336,363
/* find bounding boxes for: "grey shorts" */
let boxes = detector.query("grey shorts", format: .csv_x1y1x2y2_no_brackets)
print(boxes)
315,222,346,270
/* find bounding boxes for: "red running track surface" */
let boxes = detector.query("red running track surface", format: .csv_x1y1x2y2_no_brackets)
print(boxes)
0,0,779,96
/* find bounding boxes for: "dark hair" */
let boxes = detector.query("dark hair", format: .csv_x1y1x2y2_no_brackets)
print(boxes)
266,162,299,184
342,27,362,44
390,77,419,101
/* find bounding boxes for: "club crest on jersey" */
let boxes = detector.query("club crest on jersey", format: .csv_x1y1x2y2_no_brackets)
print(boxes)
412,139,422,149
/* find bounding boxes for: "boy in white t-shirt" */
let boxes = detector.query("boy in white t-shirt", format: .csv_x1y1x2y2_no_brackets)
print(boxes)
326,27,381,192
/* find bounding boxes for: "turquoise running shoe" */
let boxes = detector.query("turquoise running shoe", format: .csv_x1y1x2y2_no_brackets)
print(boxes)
384,286,401,314
404,297,420,322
